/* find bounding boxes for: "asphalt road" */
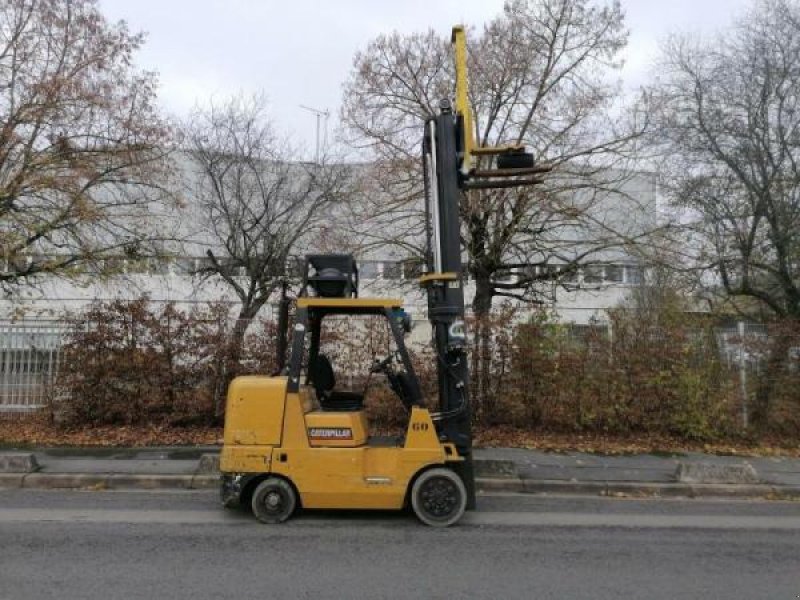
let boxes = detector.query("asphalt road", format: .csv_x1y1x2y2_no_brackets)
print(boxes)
1,490,799,600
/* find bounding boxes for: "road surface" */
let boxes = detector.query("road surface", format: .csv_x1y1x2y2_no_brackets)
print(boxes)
1,490,798,599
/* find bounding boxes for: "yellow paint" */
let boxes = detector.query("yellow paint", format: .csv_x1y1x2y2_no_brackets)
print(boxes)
297,297,403,309
451,25,532,175
281,391,311,448
222,376,286,447
220,445,273,473
418,272,458,285
452,25,474,175
269,440,450,510
404,407,442,449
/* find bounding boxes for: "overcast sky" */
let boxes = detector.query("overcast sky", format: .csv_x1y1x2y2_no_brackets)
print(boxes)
98,0,752,159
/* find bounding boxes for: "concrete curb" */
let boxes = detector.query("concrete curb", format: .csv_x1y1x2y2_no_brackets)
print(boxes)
197,455,220,474
0,453,38,473
22,473,108,489
191,475,220,489
675,462,760,484
0,473,25,488
2,473,799,499
0,473,215,491
520,479,800,499
107,474,194,490
476,477,525,493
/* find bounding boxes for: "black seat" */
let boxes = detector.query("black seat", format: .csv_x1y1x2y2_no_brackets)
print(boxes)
309,353,364,412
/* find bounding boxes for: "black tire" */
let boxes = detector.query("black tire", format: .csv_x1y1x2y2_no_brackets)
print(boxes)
251,478,297,524
410,467,467,527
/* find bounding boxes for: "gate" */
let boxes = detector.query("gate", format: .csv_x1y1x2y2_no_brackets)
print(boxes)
0,321,65,412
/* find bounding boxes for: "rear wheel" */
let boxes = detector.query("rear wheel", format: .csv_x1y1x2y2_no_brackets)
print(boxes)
411,467,467,527
251,478,297,524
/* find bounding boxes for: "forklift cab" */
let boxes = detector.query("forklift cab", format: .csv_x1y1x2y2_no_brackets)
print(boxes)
299,299,419,402
290,297,421,448
297,255,419,402
288,253,423,446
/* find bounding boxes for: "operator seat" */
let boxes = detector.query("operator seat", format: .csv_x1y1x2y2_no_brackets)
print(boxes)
309,354,364,412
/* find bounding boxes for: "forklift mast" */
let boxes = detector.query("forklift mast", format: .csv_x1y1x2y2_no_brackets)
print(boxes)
421,26,551,510
422,103,475,506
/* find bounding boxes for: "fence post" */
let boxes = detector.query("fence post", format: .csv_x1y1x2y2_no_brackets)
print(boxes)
738,320,749,429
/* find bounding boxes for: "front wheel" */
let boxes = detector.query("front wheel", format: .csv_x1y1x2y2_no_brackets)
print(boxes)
251,478,297,524
411,467,467,527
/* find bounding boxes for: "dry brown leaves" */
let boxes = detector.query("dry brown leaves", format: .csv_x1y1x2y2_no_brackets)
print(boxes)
473,426,800,457
0,414,222,448
2,415,798,457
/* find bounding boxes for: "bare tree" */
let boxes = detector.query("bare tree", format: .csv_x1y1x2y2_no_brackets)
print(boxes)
0,0,172,285
650,0,800,426
341,0,651,315
653,0,800,321
183,94,351,373
341,0,651,416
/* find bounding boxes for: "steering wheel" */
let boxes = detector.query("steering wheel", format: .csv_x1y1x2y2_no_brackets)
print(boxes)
370,353,394,374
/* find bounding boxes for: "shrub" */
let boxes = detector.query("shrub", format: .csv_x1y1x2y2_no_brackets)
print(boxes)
54,298,277,427
51,294,800,441
484,305,746,440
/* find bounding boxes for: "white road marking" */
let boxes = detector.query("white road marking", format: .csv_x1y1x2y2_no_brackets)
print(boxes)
0,508,798,530
465,512,800,529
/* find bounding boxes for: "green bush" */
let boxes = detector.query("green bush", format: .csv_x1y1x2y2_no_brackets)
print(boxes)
491,304,744,440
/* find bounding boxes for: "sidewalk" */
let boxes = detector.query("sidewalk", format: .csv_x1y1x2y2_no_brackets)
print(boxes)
1,446,800,499
474,448,800,498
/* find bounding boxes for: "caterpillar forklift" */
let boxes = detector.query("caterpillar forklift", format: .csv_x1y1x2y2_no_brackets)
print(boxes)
219,26,549,526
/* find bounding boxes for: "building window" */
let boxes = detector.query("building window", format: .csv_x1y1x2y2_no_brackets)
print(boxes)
359,261,380,279
606,265,624,283
383,261,402,280
288,257,305,278
149,258,172,275
402,259,423,280
625,265,643,284
174,258,196,274
583,265,604,284
561,266,579,284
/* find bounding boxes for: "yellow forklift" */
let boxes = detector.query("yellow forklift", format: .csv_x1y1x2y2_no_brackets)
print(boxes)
219,26,549,526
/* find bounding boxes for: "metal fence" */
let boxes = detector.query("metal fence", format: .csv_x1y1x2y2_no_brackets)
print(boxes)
0,321,65,412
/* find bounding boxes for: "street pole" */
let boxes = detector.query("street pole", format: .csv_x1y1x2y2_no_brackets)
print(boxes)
299,104,329,164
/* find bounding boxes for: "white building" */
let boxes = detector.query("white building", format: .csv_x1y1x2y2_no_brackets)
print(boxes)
1,160,657,325
0,159,656,412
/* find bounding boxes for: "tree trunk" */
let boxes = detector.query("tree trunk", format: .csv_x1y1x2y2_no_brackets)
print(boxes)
227,314,252,370
751,326,793,430
213,302,261,418
471,271,495,424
